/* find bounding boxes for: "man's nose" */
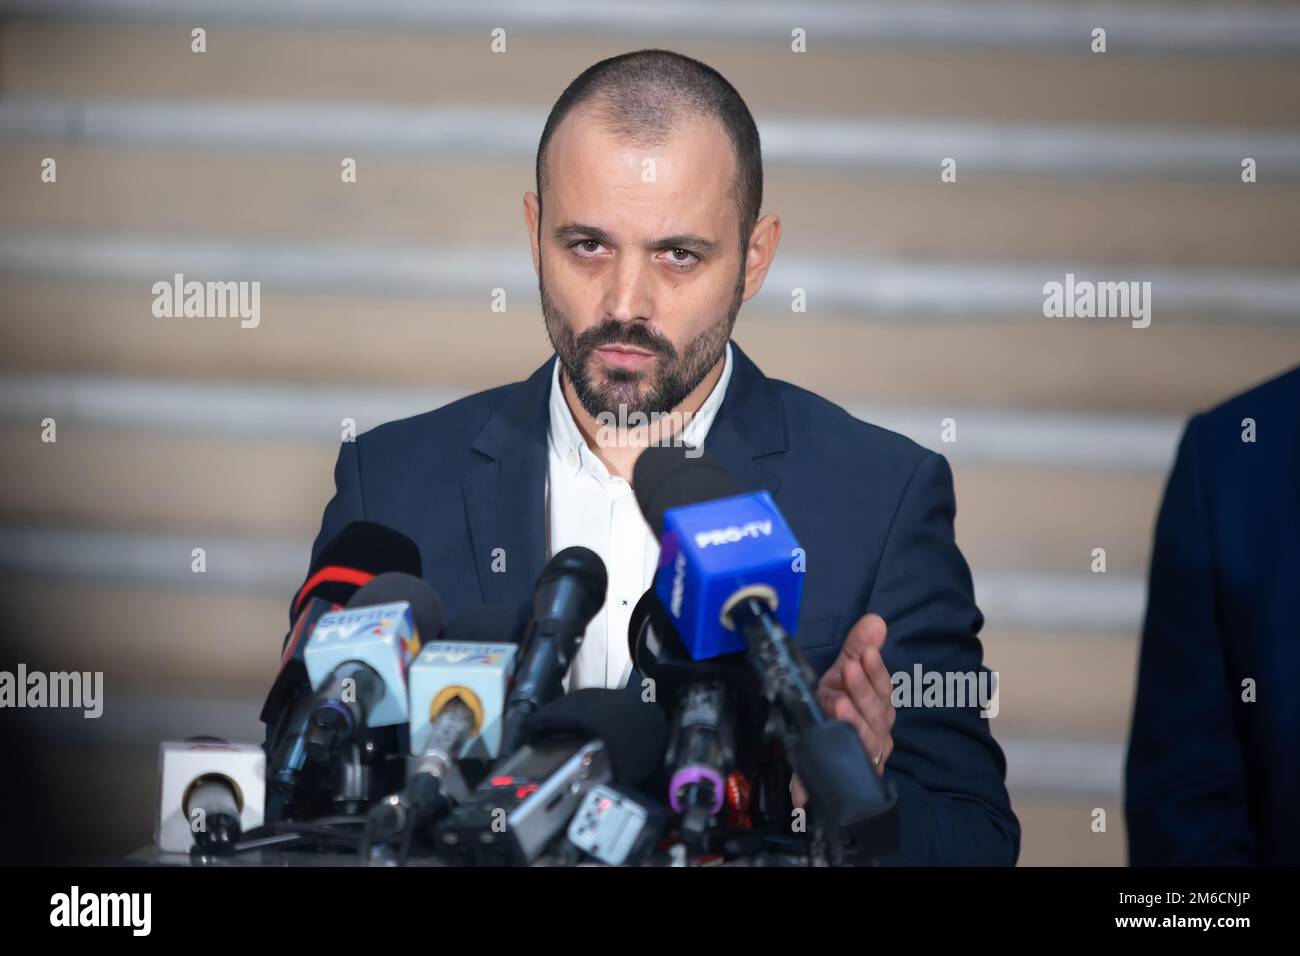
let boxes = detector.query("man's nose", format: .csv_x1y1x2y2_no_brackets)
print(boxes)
599,252,655,324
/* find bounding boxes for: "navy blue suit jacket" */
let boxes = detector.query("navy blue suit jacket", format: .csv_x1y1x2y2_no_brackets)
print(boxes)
1126,365,1300,865
301,340,1019,865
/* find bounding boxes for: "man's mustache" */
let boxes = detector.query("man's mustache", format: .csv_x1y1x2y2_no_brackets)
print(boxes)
577,321,676,359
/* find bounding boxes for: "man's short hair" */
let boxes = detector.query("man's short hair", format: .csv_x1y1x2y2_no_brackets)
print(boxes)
535,49,763,251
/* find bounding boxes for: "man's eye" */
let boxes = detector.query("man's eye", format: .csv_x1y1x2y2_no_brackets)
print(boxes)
663,248,699,269
572,240,605,257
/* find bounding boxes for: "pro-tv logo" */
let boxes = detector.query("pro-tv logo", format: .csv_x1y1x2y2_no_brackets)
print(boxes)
693,520,773,549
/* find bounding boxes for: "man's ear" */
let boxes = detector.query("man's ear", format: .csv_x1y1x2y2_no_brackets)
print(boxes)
523,191,542,278
740,212,782,304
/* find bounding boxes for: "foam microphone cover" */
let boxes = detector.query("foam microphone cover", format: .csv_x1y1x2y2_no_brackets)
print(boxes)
294,521,422,619
633,446,741,535
536,546,608,623
522,688,669,787
347,571,445,644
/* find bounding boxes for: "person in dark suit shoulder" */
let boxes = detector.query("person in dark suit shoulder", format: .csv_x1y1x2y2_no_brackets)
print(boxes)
1126,364,1300,865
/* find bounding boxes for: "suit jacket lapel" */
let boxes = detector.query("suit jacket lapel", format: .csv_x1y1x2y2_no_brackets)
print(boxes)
462,357,554,611
703,340,786,497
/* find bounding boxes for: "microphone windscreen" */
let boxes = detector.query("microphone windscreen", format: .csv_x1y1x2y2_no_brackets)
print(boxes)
442,605,530,646
317,521,422,576
522,688,669,787
633,447,740,535
347,572,444,644
294,521,422,618
538,546,608,611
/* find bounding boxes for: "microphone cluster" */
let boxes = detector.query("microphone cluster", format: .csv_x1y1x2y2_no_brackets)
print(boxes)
155,448,899,866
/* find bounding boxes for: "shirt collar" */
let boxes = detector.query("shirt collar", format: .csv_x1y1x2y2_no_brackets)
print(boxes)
548,341,734,478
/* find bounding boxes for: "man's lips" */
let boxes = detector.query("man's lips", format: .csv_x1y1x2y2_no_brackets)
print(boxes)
595,345,657,369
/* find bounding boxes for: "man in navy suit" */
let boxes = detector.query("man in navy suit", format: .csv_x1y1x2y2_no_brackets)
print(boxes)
301,49,1018,865
1126,365,1299,865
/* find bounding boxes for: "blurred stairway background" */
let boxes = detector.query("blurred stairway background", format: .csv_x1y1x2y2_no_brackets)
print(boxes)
1,0,1297,864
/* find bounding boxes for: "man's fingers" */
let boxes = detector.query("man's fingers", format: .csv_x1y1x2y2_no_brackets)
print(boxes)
831,692,865,735
861,645,896,731
842,613,888,663
813,613,895,775
816,613,888,700
842,658,892,740
822,662,885,744
832,693,892,776
827,659,895,776
832,693,878,754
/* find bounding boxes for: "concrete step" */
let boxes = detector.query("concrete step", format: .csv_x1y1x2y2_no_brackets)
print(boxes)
984,633,1138,741
6,99,1299,182
3,280,1297,414
4,146,1298,267
3,575,285,689
1014,797,1125,866
14,0,1300,55
6,233,1295,324
4,16,1299,126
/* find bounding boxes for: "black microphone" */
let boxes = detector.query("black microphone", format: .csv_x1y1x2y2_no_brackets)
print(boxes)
291,521,422,626
263,523,424,818
634,450,739,539
665,681,736,847
632,447,829,733
632,447,898,865
266,572,442,822
499,546,608,756
260,596,336,744
627,589,765,850
268,523,423,737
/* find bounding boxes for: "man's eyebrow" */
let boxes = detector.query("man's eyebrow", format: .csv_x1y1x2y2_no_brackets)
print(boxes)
552,222,721,257
653,233,722,256
553,222,615,246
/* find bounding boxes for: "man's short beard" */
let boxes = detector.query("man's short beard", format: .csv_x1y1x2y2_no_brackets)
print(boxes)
540,266,744,421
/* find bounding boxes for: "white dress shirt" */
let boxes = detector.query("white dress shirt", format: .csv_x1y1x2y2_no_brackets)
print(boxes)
546,342,734,691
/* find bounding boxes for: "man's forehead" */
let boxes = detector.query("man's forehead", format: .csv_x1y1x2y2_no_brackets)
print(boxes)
544,108,738,234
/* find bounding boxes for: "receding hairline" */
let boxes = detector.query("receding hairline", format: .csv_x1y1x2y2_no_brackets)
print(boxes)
540,96,737,188
534,50,763,250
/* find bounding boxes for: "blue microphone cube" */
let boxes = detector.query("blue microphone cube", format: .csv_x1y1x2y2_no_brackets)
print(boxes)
654,491,803,660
